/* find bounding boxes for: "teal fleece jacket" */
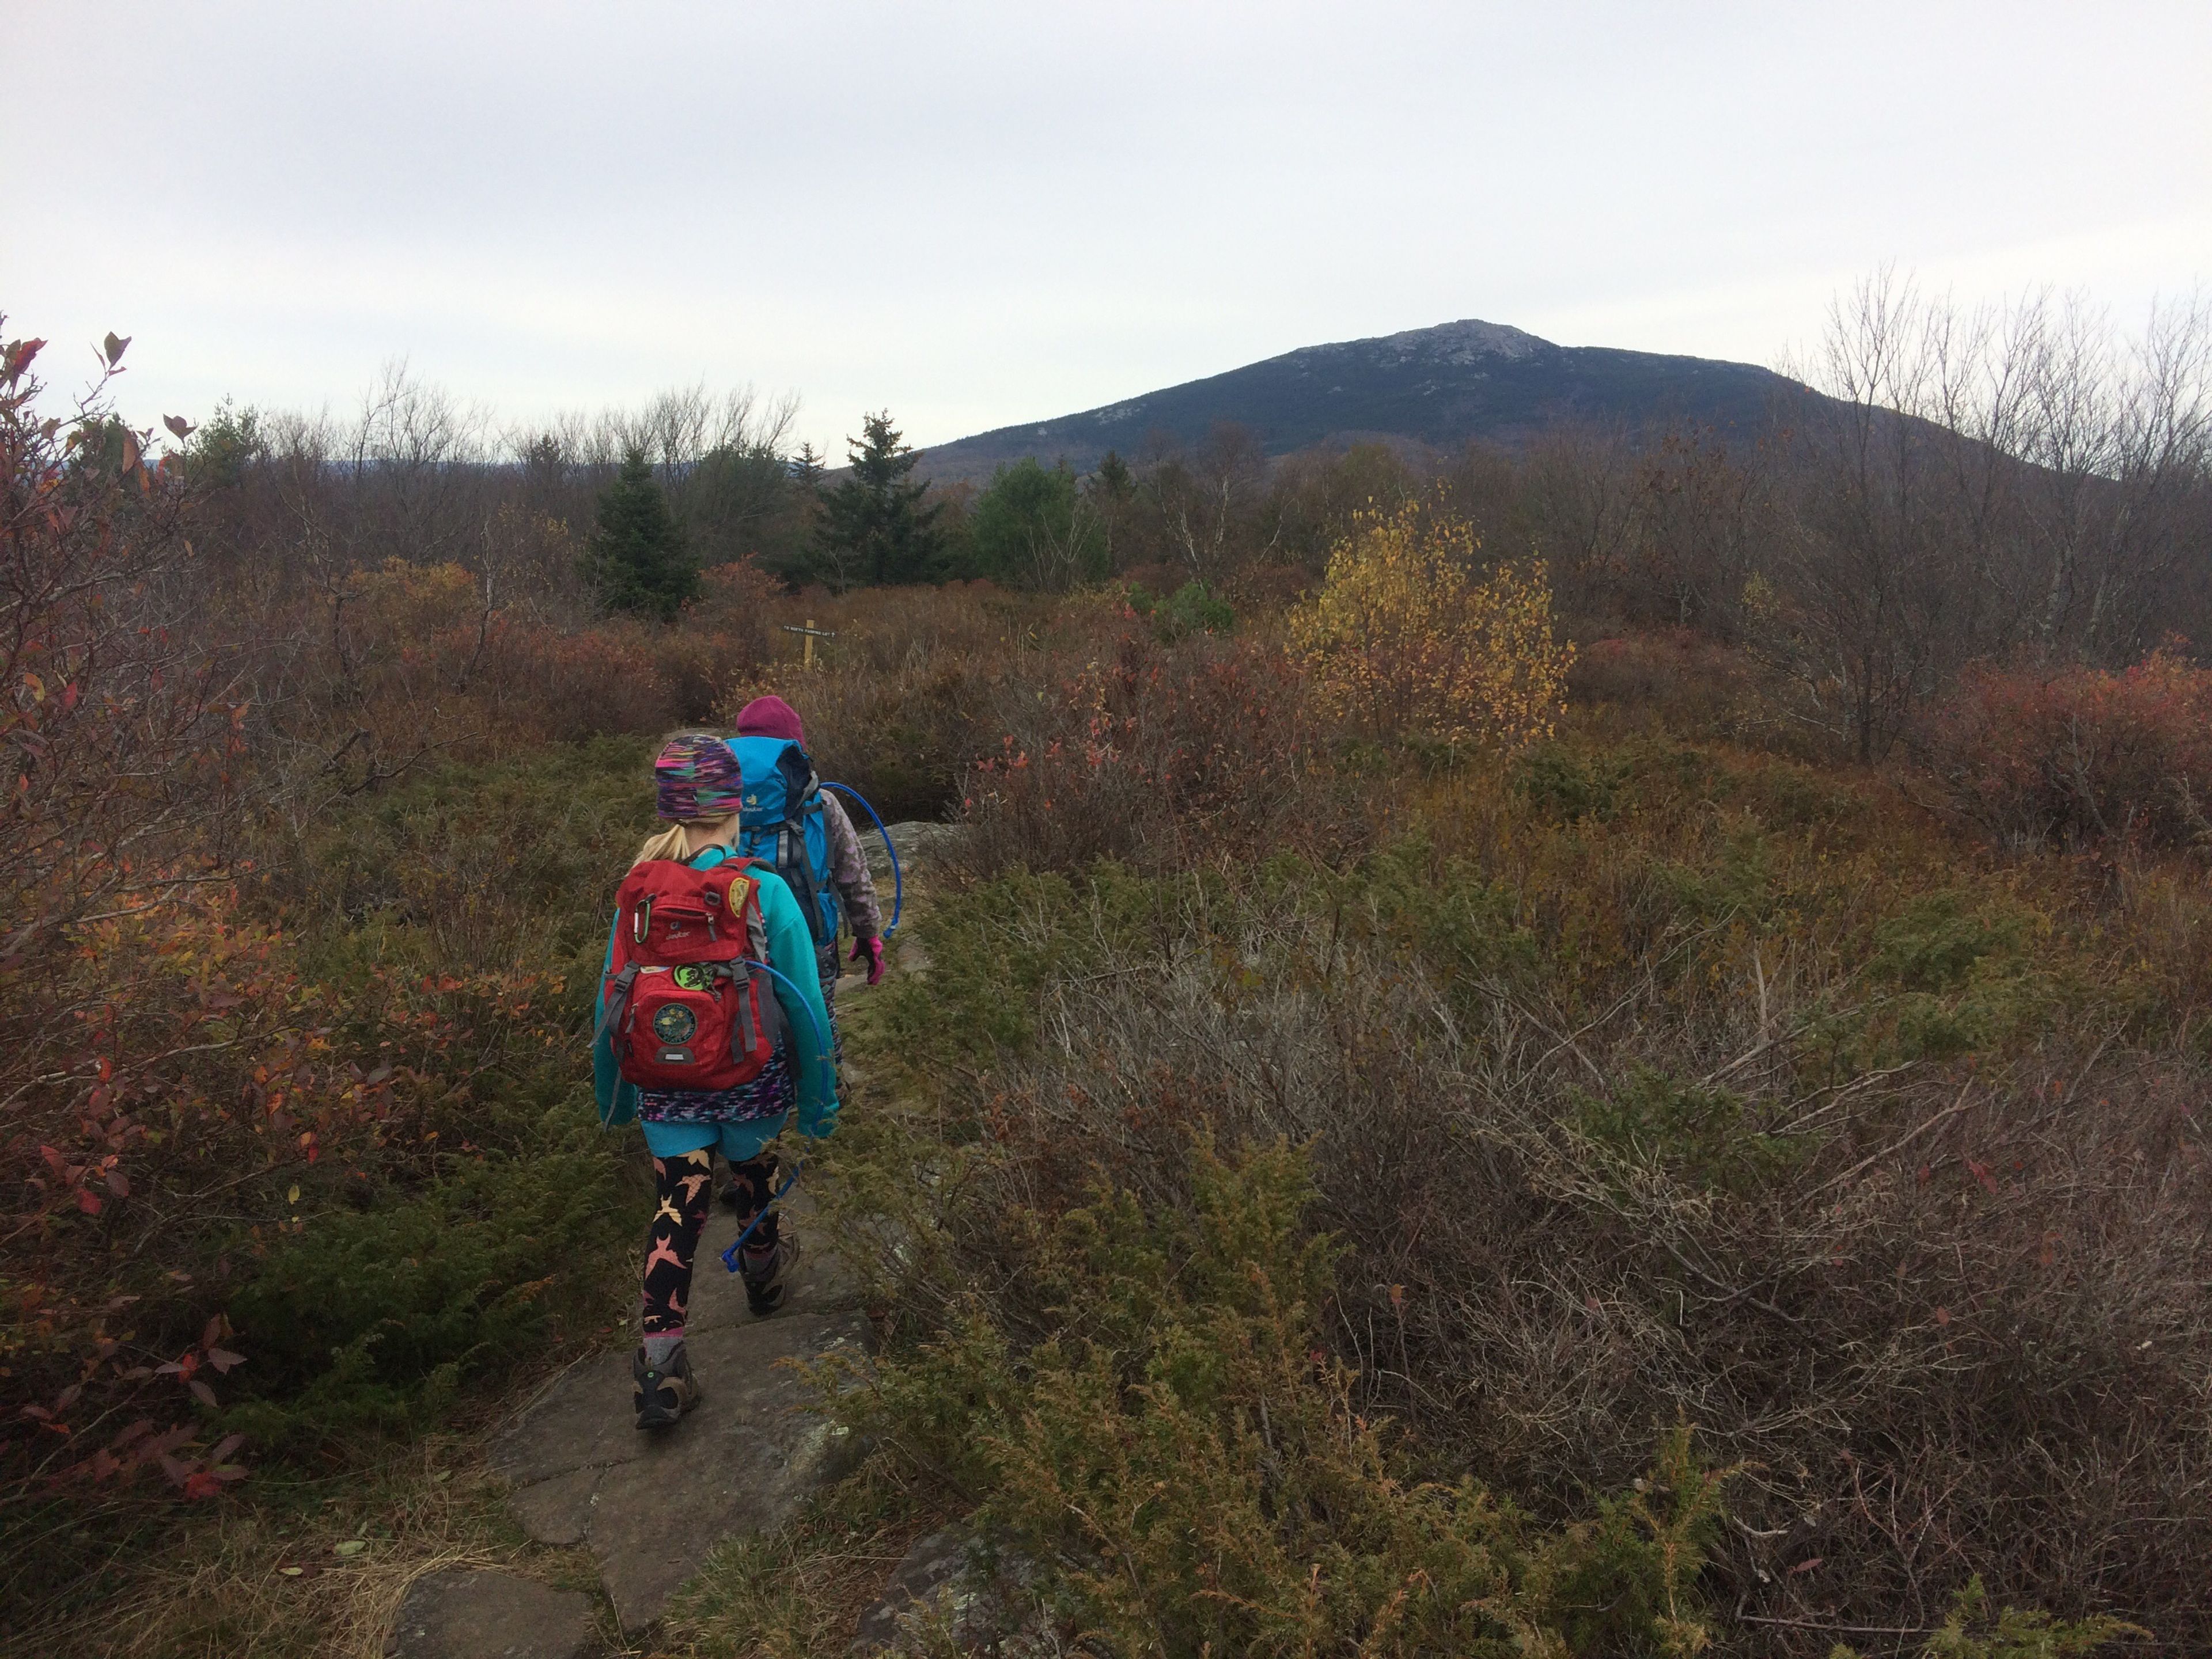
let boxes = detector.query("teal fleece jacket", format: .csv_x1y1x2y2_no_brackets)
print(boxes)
591,848,839,1135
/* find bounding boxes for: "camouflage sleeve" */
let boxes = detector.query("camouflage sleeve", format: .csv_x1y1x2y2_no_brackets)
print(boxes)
820,793,884,939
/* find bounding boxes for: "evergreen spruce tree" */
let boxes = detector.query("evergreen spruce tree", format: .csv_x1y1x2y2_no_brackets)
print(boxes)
815,411,944,588
584,447,698,620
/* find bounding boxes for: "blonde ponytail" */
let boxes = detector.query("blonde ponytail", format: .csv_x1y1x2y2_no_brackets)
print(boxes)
632,811,740,868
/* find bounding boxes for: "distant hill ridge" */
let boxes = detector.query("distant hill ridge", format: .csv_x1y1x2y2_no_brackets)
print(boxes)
917,317,1805,482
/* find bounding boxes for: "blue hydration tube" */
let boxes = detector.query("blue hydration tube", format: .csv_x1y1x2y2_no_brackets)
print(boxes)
721,1160,802,1271
821,781,902,933
741,955,832,1094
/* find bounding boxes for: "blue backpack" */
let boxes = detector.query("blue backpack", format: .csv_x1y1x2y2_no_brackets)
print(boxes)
728,736,839,947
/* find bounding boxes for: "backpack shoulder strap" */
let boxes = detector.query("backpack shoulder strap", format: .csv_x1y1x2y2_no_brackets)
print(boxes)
774,742,817,805
591,963,640,1048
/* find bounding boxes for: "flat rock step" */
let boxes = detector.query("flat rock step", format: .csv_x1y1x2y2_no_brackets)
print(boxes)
491,1193,868,1633
384,1567,594,1659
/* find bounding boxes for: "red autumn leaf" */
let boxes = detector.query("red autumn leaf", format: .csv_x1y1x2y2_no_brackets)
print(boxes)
210,1433,245,1463
77,1188,104,1216
105,1169,130,1196
1935,1306,1952,1326
206,1348,247,1374
1789,1556,1825,1575
188,1378,218,1408
163,414,193,440
182,1469,221,1500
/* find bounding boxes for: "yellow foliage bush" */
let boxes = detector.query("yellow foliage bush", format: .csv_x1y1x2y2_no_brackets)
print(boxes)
1287,506,1573,748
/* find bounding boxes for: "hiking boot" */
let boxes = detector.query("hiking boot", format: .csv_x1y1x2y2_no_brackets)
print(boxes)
632,1341,700,1430
739,1236,798,1317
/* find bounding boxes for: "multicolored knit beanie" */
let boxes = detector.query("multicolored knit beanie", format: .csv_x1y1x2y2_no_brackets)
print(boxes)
654,733,747,822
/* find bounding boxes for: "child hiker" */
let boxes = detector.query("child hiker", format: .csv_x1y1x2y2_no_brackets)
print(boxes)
724,695,884,1209
592,734,839,1430
730,694,887,1002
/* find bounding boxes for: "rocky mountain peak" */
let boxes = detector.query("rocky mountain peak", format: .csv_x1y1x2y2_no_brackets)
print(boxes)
1298,318,1555,369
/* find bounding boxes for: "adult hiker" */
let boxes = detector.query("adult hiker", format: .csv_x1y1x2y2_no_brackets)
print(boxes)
592,733,839,1430
726,692,886,1038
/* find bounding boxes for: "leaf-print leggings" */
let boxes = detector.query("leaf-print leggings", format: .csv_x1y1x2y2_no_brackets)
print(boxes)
641,1149,782,1334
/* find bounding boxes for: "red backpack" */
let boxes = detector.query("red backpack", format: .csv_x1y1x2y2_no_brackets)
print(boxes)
597,855,786,1092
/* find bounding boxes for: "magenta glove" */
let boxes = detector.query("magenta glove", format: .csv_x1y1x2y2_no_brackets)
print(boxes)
851,935,886,986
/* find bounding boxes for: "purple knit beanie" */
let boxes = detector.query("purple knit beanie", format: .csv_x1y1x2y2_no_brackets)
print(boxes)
653,733,747,822
734,695,806,746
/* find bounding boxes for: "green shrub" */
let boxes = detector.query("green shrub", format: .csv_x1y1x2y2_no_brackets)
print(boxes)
1516,741,1630,823
1332,836,1539,988
817,1137,1735,1657
1873,890,2031,994
1128,579,1235,641
1831,1575,2147,1659
222,1126,627,1446
1573,1065,1803,1194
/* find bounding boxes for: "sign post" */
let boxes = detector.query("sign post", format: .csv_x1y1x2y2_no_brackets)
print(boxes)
780,619,835,670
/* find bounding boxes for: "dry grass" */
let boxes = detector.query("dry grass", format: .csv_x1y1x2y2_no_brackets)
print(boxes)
80,1439,604,1659
659,1460,961,1659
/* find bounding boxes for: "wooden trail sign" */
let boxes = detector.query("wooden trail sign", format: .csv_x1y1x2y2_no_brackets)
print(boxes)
781,619,835,669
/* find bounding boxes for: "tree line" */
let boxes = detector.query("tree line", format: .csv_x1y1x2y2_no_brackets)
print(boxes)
177,274,2211,759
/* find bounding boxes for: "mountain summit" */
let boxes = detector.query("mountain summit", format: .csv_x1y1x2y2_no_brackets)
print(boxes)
918,319,1800,482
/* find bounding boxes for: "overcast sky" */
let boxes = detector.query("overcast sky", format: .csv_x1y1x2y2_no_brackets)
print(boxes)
5,1,2207,457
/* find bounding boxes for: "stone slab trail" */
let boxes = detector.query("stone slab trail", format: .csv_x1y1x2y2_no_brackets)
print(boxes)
385,1567,596,1659
490,1187,870,1633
